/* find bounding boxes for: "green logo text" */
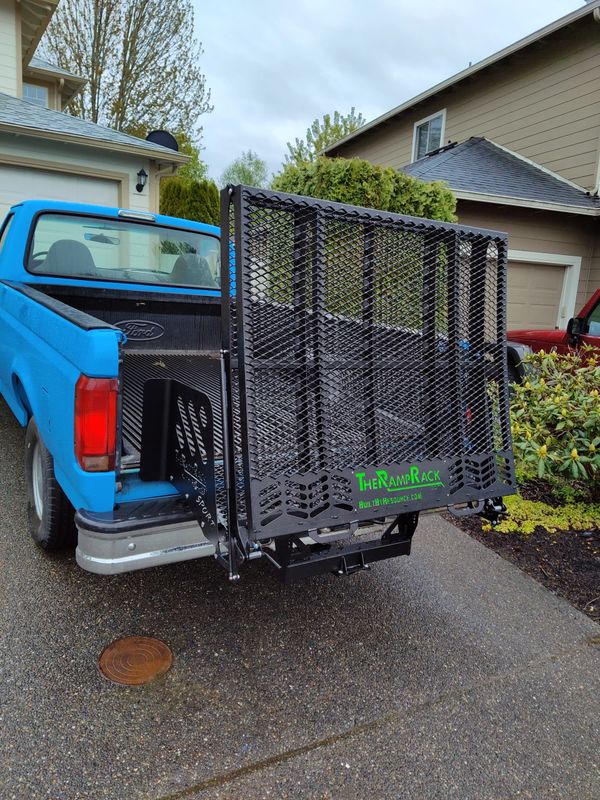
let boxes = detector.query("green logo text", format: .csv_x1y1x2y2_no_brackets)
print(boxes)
355,466,444,494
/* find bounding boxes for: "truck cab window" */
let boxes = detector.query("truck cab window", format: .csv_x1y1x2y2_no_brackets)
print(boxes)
0,213,14,256
586,301,600,336
26,213,220,289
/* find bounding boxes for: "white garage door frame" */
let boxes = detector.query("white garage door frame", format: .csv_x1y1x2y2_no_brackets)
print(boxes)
0,153,129,207
508,248,582,328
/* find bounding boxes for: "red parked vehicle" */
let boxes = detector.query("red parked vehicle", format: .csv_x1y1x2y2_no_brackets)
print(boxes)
508,289,600,356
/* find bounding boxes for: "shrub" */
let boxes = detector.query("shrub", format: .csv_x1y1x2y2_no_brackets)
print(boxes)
160,177,219,225
510,346,600,483
483,494,599,534
160,179,187,219
271,156,457,222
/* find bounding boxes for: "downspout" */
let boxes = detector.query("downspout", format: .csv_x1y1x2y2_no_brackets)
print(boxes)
152,162,179,214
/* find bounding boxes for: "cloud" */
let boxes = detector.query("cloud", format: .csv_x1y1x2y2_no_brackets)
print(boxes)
192,0,581,181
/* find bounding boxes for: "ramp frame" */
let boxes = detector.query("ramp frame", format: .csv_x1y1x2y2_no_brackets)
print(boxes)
220,186,515,543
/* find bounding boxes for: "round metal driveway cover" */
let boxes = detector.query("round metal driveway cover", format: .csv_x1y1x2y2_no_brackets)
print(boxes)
99,636,173,685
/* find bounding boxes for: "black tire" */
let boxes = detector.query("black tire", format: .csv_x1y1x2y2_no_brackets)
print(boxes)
507,361,521,396
25,418,77,550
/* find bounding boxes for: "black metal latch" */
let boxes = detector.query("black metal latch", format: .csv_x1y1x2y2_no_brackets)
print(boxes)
447,496,507,526
477,497,508,527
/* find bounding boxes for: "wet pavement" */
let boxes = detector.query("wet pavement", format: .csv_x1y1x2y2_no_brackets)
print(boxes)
0,399,598,800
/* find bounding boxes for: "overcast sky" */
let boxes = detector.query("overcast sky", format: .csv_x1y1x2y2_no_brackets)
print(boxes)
192,0,582,182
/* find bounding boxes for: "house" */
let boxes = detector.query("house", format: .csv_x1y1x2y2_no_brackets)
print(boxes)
324,1,600,330
0,0,187,218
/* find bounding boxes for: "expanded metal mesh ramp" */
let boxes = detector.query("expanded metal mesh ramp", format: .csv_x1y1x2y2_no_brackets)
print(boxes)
221,186,515,540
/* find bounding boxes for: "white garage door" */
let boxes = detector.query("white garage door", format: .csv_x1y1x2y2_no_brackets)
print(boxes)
507,261,565,330
0,165,119,219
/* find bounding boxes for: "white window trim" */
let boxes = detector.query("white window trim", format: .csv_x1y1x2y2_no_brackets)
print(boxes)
411,108,446,162
508,249,582,329
23,83,49,107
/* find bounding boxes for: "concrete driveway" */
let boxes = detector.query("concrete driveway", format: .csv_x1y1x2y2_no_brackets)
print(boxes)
0,398,599,800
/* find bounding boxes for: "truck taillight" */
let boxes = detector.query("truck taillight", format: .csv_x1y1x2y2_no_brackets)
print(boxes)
74,376,118,472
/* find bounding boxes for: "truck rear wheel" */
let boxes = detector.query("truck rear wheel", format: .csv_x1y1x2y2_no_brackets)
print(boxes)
25,418,77,550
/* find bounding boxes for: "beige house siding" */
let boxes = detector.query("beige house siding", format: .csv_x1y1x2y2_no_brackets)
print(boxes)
0,0,18,96
0,134,157,212
333,18,600,190
456,200,599,317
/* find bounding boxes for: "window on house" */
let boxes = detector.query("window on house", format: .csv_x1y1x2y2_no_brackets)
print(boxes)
413,111,445,161
23,84,49,108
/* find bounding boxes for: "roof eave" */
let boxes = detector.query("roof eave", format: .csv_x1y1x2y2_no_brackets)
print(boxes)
0,121,190,164
322,0,600,154
453,189,600,216
21,0,59,66
57,82,84,110
24,64,86,86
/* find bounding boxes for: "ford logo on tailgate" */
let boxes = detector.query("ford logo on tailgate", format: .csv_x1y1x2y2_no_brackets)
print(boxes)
116,320,165,341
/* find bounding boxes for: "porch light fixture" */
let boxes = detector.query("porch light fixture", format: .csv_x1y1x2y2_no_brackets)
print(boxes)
135,168,148,193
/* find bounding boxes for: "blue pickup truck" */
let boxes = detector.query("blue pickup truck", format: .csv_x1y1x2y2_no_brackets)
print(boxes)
0,199,222,573
0,189,515,581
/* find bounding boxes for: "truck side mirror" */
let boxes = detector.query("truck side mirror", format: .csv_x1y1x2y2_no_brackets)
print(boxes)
567,317,582,337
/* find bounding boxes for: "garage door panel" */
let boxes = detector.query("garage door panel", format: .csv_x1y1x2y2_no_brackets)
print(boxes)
507,261,564,330
0,165,119,218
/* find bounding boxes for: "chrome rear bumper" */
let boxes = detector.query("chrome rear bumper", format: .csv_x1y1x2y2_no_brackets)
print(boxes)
75,505,215,575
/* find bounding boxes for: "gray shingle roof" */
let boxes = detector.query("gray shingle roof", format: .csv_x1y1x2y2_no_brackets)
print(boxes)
27,56,84,82
0,91,186,161
403,137,600,211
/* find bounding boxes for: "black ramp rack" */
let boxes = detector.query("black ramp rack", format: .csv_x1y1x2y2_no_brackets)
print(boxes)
221,186,515,545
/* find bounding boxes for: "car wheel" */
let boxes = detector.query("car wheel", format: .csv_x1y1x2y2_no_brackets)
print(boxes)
25,418,77,550
507,361,521,395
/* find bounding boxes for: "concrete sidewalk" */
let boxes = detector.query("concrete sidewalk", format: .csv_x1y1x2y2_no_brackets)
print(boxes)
0,399,598,799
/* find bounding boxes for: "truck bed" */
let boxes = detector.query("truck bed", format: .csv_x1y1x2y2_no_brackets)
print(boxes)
33,285,224,471
120,351,223,467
